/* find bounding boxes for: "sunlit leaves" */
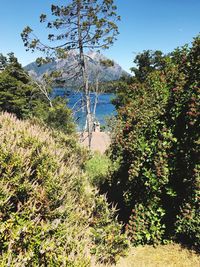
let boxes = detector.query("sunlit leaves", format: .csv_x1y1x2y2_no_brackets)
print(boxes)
108,35,200,247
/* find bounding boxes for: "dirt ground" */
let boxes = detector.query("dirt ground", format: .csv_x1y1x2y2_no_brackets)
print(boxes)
78,132,111,154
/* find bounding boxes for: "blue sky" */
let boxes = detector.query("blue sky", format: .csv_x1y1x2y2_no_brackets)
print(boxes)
0,0,199,73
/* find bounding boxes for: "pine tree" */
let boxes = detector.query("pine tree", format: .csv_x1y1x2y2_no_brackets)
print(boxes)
21,0,120,147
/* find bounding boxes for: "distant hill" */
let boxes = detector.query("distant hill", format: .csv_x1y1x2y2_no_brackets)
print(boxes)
24,51,129,86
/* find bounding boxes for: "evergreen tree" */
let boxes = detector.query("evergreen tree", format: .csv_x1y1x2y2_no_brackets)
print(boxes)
21,0,120,147
0,53,39,118
0,53,75,134
0,53,7,71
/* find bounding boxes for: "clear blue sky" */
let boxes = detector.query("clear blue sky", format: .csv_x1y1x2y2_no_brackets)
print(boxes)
0,0,199,73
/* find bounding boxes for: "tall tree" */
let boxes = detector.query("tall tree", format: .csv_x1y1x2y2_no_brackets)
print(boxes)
93,58,114,120
0,53,75,134
0,53,7,71
21,0,120,147
130,50,166,82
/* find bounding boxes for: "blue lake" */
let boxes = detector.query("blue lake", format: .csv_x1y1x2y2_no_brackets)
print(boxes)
53,88,116,130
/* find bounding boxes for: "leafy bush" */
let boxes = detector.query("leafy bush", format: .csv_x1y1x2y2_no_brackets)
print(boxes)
175,201,200,247
43,97,75,135
90,195,129,264
126,203,166,245
106,35,200,247
0,112,128,266
0,112,91,266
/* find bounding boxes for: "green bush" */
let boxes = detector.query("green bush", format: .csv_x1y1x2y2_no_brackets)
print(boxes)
90,195,129,264
0,112,91,266
107,35,200,247
175,201,200,247
126,203,166,245
44,97,75,135
0,112,128,266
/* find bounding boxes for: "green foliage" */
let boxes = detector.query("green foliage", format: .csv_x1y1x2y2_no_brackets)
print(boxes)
126,204,166,245
106,35,200,247
90,195,129,264
130,50,167,82
0,113,91,266
44,97,75,135
21,0,120,62
175,201,200,247
0,113,128,265
85,153,111,186
0,54,42,119
0,53,7,70
0,53,75,135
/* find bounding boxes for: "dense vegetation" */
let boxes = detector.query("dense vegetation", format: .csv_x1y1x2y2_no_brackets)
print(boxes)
0,53,75,135
104,35,200,247
0,1,199,260
0,112,128,265
0,49,130,265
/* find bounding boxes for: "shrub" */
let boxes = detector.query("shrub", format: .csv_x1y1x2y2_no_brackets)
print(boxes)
0,112,128,266
107,35,200,247
44,97,75,135
0,112,91,266
126,203,166,245
175,201,200,247
90,195,129,264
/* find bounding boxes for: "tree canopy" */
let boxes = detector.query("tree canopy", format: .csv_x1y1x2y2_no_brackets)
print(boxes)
0,53,75,134
21,0,120,147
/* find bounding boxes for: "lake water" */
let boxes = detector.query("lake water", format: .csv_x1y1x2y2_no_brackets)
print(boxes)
53,88,116,130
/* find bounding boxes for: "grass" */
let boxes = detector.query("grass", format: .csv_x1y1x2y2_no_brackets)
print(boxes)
97,243,200,267
84,152,111,186
117,244,200,267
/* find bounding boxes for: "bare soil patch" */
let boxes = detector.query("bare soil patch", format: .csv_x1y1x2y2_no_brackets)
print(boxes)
79,132,111,154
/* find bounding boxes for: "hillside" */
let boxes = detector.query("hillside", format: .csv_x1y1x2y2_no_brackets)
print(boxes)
24,51,129,86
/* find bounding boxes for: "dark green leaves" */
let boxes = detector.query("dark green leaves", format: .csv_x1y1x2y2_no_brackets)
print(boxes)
40,13,46,22
107,35,200,247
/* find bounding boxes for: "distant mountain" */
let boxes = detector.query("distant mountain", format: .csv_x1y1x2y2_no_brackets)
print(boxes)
24,51,129,86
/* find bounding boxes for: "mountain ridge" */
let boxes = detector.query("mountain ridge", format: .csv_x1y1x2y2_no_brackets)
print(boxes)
24,51,129,86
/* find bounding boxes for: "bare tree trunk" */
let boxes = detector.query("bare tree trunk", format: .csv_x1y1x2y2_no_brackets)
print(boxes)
24,71,53,108
93,76,99,118
84,60,93,148
39,83,53,108
77,0,92,148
